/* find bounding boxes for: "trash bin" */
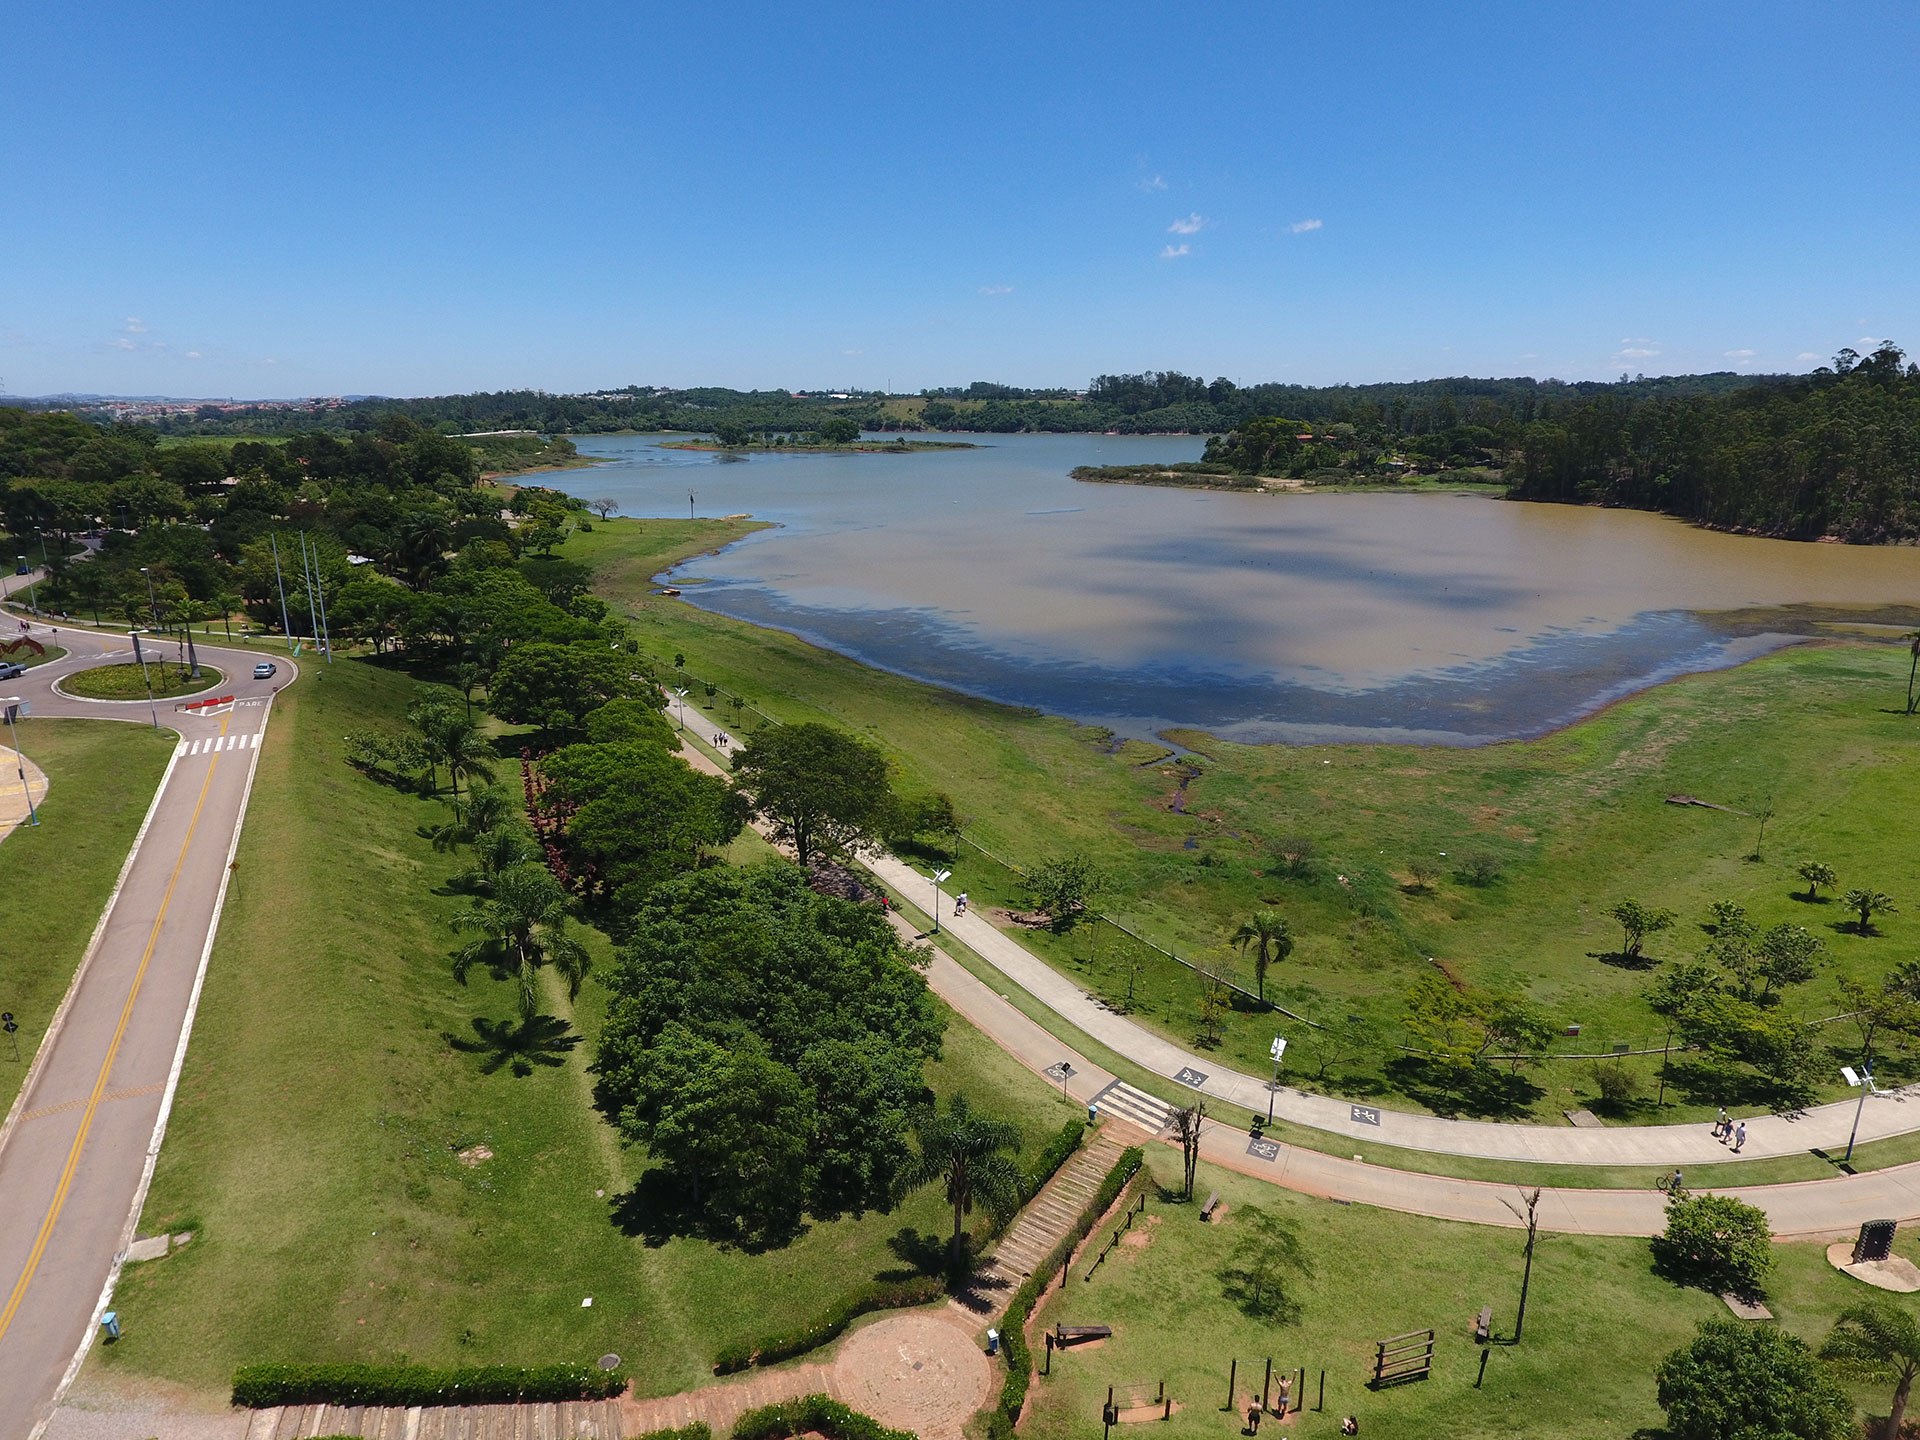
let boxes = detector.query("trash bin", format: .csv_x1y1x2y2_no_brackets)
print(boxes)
100,1311,120,1341
986,1328,1000,1355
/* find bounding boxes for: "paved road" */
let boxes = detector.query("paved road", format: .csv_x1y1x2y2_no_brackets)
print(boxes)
0,611,294,1440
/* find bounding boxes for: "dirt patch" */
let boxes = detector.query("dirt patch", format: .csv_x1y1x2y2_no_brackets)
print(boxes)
457,1145,494,1166
831,1311,990,1440
1119,1228,1153,1252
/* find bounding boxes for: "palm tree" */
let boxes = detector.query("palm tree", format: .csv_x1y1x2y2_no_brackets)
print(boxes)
903,1095,1026,1269
436,721,497,821
1231,910,1294,1004
462,786,513,837
1798,860,1837,900
1821,1299,1920,1438
460,824,541,893
451,863,589,1018
1845,888,1899,936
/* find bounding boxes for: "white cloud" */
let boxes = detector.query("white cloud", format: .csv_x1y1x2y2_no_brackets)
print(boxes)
1168,213,1205,235
1138,174,1167,192
262,357,278,365
1797,352,1819,361
110,337,137,350
1723,349,1756,359
122,317,147,333
1616,347,1660,359
842,348,863,356
978,284,1013,296
185,351,202,359
1519,352,1539,360
1859,336,1888,349
1289,218,1322,233
1619,336,1655,345
1159,243,1190,259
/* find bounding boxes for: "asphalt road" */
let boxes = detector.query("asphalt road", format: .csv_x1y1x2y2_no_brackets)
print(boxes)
0,611,295,1440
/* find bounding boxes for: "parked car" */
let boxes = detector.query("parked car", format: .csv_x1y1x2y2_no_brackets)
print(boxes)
252,662,276,679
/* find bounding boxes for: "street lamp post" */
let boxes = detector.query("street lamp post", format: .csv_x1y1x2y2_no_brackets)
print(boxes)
128,630,160,731
1842,1064,1876,1165
673,687,689,731
1268,1035,1287,1125
930,867,952,934
1,696,38,828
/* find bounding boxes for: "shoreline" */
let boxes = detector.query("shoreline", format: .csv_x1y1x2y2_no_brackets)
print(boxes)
657,438,978,453
634,515,1912,754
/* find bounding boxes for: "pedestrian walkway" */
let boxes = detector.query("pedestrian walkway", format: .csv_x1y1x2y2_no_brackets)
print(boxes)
234,1400,625,1440
964,1129,1129,1317
623,1363,838,1436
669,695,1920,1168
173,733,260,757
1089,1080,1176,1135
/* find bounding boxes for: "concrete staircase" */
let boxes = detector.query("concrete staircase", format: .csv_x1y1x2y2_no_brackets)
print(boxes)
963,1129,1129,1319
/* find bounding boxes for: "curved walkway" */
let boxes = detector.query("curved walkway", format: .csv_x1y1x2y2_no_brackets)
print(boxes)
0,744,49,843
673,700,1920,1237
671,698,1914,1168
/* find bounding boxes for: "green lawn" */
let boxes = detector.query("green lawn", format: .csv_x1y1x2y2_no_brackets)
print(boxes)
96,654,1082,1400
0,718,176,1114
4,644,66,669
1017,1147,1903,1440
570,518,1920,1128
62,662,222,701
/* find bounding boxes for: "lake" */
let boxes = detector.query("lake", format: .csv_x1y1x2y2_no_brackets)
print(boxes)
555,433,1920,745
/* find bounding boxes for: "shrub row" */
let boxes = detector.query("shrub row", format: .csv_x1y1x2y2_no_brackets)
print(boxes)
637,1427,713,1440
987,1146,1146,1440
1022,1121,1086,1202
230,1364,628,1408
732,1393,916,1440
715,1275,946,1374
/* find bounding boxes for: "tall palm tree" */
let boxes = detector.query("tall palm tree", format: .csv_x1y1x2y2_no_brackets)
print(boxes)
903,1095,1026,1269
1231,910,1294,1004
460,824,541,893
451,863,589,1018
1820,1299,1920,1438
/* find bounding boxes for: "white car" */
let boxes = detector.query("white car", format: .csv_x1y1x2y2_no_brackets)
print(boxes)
252,662,277,679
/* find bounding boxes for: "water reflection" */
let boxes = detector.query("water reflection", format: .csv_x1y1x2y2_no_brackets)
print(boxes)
557,434,1920,745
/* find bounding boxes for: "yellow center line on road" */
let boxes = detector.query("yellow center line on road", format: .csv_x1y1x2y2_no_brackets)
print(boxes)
0,713,229,1342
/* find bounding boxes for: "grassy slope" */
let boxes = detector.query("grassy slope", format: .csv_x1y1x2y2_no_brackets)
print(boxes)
99,653,1077,1399
1021,1148,1897,1440
571,517,1920,1126
0,718,175,1114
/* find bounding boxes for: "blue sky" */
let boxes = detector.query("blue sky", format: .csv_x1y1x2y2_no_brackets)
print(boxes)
4,1,1915,398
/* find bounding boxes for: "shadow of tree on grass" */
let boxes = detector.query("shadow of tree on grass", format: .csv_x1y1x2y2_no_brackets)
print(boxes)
443,1014,581,1077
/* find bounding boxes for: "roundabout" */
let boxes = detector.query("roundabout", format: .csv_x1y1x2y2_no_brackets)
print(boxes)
55,662,224,702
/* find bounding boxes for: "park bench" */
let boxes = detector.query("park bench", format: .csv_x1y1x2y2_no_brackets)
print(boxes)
1056,1325,1113,1346
1200,1192,1221,1221
1474,1306,1492,1344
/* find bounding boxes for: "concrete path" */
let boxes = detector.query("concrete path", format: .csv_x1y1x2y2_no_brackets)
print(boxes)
668,698,1920,1237
0,614,297,1440
670,695,1920,1168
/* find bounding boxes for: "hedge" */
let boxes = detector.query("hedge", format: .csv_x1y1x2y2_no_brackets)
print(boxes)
716,1275,946,1373
732,1393,915,1440
230,1363,628,1408
1022,1121,1086,1203
988,1146,1146,1440
637,1427,713,1440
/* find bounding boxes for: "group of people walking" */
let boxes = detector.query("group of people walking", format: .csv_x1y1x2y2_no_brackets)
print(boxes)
1713,1107,1747,1152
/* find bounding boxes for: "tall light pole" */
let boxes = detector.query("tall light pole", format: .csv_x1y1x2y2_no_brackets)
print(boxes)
140,566,161,633
673,687,689,730
1268,1035,1287,1125
1842,1064,1877,1165
270,534,294,651
2,697,39,827
128,631,160,731
930,867,952,934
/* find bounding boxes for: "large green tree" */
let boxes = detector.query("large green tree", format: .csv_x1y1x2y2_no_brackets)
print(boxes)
488,641,650,732
592,861,942,1237
1656,1319,1853,1440
540,740,748,894
729,722,892,865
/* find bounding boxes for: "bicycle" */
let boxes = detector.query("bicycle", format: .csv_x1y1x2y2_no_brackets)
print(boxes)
1655,1171,1687,1196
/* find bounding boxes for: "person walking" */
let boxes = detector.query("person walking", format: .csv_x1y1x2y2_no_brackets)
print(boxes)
956,891,969,915
1733,1120,1747,1153
1715,1106,1730,1139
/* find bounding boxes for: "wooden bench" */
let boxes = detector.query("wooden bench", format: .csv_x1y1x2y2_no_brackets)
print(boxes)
1200,1192,1221,1221
1055,1324,1112,1346
1474,1306,1493,1344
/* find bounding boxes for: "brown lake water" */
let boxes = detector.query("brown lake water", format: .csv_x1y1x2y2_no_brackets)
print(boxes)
562,433,1920,745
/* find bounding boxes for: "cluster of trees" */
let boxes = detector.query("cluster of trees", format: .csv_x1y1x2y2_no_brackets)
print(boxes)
590,861,948,1246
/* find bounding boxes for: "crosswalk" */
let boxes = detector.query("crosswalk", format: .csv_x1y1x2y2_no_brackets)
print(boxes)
1090,1079,1179,1134
173,732,261,757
